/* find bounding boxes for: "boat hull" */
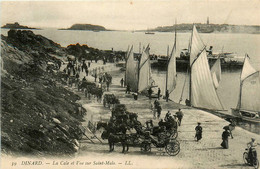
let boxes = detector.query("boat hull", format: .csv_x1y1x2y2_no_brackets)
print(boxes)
231,108,260,123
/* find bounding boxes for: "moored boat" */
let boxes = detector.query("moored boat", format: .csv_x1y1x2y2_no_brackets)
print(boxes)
231,55,260,123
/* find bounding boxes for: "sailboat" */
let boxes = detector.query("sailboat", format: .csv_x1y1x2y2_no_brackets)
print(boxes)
211,57,221,89
138,44,153,93
125,46,139,92
187,25,224,110
125,45,153,93
165,26,177,97
231,55,260,123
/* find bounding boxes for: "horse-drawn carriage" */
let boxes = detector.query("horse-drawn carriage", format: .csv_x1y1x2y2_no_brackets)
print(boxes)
103,94,120,108
96,104,180,156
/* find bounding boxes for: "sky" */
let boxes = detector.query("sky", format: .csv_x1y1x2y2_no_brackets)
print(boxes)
1,0,260,30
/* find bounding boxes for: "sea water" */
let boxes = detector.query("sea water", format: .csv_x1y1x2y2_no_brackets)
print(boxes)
1,28,259,134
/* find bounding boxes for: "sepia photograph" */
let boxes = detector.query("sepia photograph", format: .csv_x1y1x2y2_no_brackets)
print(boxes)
1,0,260,168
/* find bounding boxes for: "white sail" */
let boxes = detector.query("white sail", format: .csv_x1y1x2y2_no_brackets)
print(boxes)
125,46,139,92
211,57,221,89
167,42,177,94
240,71,260,112
190,25,205,65
191,49,224,110
138,45,151,92
239,56,260,112
241,56,257,81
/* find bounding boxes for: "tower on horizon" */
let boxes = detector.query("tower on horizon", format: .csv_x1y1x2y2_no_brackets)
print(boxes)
207,17,209,25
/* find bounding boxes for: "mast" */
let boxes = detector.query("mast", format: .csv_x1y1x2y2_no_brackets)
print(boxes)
167,45,169,57
124,45,130,86
237,55,247,110
189,24,194,103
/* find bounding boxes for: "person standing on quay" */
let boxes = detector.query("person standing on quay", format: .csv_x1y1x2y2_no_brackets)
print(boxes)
195,122,202,141
157,105,162,119
148,87,153,100
94,73,97,82
120,78,124,87
157,88,161,100
165,90,169,102
176,109,184,126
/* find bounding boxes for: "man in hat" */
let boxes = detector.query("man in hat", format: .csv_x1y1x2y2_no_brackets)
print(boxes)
176,109,184,126
195,122,202,141
247,138,258,164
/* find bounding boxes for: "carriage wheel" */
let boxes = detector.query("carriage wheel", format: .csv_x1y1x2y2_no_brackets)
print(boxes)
141,143,151,152
165,140,180,156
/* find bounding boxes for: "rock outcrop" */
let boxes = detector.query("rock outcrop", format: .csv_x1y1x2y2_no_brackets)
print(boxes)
61,24,107,31
1,22,37,29
1,30,86,156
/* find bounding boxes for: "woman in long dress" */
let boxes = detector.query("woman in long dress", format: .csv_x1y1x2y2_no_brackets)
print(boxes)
221,128,230,149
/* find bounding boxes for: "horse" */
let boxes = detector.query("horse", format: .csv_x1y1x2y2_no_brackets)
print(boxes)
97,121,129,153
107,133,129,153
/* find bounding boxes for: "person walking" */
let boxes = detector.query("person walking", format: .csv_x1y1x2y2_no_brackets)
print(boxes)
176,109,184,126
221,128,230,149
157,105,162,119
151,103,156,119
94,73,97,82
157,88,161,100
120,78,124,87
165,90,169,102
106,81,110,91
195,122,202,141
126,84,130,94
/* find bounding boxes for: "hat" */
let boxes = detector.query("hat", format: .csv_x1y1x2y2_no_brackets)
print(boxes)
198,122,201,125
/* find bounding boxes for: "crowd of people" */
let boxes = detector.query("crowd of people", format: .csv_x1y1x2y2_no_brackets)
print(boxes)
62,57,258,164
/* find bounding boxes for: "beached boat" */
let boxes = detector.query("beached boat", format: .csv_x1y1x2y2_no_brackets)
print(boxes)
165,26,177,96
125,46,139,92
231,55,260,123
182,25,225,111
125,45,154,93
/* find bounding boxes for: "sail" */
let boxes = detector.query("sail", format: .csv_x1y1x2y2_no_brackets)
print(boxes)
167,42,177,94
138,45,151,92
240,71,260,112
241,55,257,81
190,25,205,65
125,46,139,92
239,56,260,112
191,49,224,110
211,57,221,89
125,45,130,60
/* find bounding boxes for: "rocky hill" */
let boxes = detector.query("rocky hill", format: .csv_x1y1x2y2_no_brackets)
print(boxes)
1,22,37,29
60,24,107,31
1,30,86,156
